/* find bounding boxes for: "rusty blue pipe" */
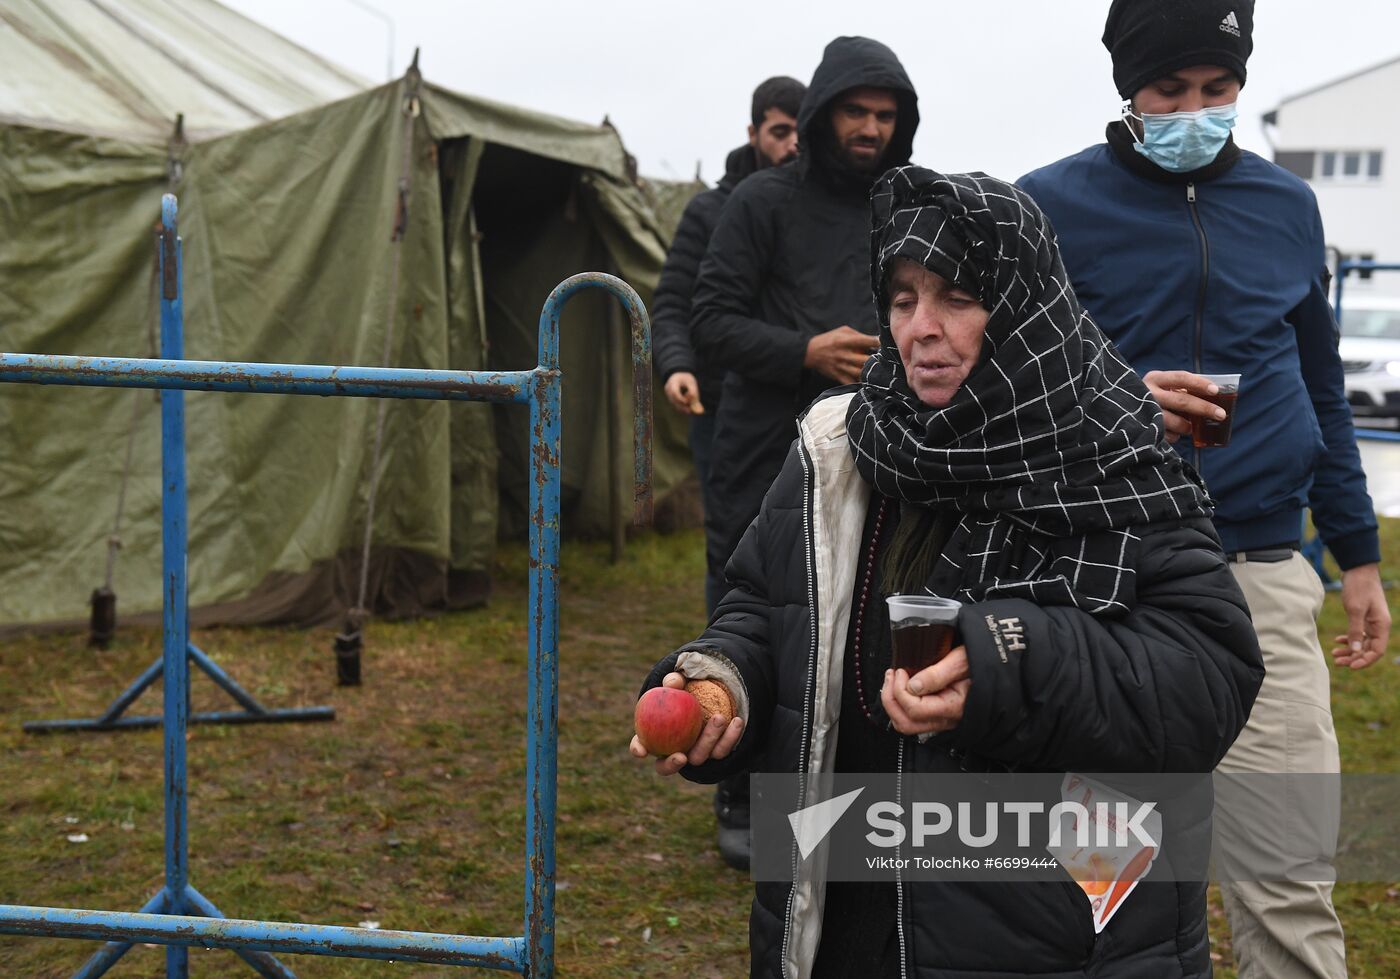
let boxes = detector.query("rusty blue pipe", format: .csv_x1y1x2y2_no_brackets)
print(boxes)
0,905,524,971
0,354,536,404
537,271,654,524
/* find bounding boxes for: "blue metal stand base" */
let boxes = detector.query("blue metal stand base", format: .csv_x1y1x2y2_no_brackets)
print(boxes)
23,643,334,735
69,885,297,979
23,708,336,734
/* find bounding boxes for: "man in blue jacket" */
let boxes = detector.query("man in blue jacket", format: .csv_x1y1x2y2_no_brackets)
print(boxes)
1019,2,1391,976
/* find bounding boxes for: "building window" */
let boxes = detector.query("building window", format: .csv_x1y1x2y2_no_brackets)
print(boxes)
1275,150,1315,179
1315,149,1383,183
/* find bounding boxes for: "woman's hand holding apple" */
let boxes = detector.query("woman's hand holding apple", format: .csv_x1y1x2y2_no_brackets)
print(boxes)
629,672,744,775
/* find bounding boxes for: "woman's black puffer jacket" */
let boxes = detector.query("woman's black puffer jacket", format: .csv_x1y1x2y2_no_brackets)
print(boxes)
643,393,1263,979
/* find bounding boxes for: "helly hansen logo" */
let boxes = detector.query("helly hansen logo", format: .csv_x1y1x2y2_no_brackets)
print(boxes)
999,617,1027,652
1219,11,1241,36
984,615,1027,663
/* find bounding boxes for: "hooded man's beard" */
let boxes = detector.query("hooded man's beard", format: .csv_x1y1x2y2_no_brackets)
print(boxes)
812,126,890,190
835,136,887,173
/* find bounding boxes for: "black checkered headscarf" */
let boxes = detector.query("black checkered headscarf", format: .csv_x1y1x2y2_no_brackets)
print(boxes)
847,167,1211,615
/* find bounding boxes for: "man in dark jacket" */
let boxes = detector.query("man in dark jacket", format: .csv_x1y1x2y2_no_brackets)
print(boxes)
653,77,804,875
653,75,805,617
686,35,919,875
1018,3,1391,976
692,34,919,611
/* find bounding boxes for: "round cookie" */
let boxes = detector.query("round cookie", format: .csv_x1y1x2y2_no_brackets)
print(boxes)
684,678,736,726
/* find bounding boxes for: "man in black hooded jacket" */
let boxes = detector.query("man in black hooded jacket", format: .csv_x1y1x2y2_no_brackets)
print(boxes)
686,36,919,874
692,34,920,611
653,75,805,618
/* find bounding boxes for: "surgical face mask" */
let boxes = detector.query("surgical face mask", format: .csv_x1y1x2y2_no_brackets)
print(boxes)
1123,102,1237,173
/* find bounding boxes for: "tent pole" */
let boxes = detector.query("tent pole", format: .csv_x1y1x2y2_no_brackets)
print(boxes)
337,58,423,684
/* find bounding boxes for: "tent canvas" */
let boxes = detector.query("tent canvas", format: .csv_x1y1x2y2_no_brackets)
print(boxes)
0,0,701,633
0,0,368,141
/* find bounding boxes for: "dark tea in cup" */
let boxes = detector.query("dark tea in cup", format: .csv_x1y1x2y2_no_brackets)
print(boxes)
885,595,961,674
891,618,956,673
1190,373,1242,448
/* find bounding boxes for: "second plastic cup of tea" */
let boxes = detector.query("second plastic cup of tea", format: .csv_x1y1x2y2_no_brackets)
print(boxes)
886,595,962,675
1191,373,1242,448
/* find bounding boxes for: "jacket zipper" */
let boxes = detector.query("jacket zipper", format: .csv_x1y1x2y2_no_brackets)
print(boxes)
781,435,822,978
1186,181,1210,471
895,739,908,979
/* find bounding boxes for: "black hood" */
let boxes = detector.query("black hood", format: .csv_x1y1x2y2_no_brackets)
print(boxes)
797,36,920,183
718,143,761,192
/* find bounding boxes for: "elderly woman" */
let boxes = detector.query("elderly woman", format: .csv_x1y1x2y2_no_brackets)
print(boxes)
631,168,1262,978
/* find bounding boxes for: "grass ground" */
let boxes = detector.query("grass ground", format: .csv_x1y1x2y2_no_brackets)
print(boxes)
0,521,1395,977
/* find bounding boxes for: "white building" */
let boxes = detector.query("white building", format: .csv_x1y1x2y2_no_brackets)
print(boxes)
1265,54,1400,300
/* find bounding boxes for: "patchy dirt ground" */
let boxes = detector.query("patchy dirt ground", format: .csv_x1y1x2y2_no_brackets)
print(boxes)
0,526,1396,977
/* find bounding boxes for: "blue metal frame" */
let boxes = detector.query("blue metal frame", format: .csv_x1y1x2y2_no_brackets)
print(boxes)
0,195,654,978
1332,259,1400,321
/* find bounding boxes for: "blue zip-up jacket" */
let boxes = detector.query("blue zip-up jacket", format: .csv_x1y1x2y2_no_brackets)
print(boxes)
1019,124,1380,569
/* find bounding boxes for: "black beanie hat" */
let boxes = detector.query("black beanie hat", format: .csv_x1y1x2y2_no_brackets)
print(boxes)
1102,0,1254,99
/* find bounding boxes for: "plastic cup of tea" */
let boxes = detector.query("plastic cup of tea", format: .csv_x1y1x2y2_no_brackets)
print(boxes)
885,595,962,675
1191,373,1242,449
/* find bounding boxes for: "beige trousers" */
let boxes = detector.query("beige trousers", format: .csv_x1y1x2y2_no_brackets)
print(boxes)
1215,552,1346,979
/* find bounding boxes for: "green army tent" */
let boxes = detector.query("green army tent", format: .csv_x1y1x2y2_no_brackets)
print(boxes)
0,0,700,634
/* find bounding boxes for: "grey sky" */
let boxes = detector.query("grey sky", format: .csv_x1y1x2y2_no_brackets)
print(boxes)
221,0,1400,184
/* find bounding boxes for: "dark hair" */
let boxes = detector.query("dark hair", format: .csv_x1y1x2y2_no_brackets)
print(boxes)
751,76,805,128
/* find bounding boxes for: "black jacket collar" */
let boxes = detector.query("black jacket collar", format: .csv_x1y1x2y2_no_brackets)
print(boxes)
718,144,760,193
1105,120,1241,185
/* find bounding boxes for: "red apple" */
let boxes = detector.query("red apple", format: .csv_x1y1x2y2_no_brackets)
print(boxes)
634,686,704,757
